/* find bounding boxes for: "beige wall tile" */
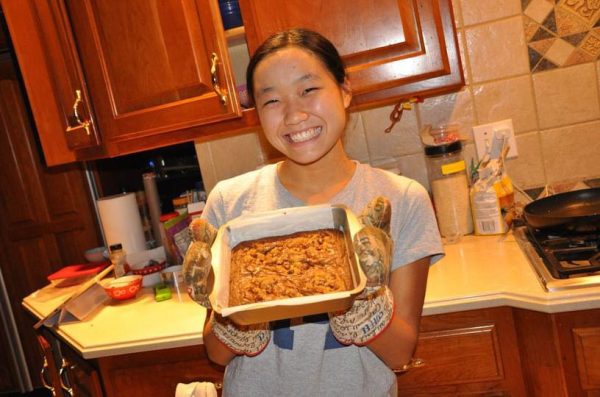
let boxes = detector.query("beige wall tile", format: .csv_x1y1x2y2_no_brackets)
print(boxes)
461,0,522,26
360,104,422,161
472,75,538,133
195,132,264,193
465,16,530,83
397,153,430,191
418,87,476,140
370,158,402,174
505,131,546,188
461,142,478,175
523,0,554,24
544,38,576,66
540,121,600,183
342,112,370,163
532,63,600,129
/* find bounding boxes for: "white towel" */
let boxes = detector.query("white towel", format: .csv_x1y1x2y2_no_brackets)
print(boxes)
175,381,218,397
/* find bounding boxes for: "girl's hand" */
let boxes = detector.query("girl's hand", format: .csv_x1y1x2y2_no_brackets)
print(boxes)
182,219,217,308
183,218,271,356
329,197,395,345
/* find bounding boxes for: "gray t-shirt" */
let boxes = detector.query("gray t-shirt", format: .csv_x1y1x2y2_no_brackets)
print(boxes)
202,162,444,397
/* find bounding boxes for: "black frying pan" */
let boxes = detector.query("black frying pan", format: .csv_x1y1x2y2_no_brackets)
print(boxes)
523,187,600,230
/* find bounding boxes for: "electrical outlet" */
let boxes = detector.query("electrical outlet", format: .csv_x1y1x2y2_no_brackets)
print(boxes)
472,119,518,161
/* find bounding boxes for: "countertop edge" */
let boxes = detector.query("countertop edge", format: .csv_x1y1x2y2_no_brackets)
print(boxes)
423,289,600,316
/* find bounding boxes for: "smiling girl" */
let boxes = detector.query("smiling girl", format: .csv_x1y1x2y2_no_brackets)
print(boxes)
198,28,444,396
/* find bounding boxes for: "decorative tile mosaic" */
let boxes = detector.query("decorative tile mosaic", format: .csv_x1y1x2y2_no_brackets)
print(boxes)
523,0,600,72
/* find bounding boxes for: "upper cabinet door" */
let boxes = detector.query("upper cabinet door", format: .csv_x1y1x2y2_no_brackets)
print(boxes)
239,0,464,109
2,0,102,166
64,0,240,143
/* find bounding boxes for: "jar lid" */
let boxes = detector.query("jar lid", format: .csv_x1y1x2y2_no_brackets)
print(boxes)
424,140,462,156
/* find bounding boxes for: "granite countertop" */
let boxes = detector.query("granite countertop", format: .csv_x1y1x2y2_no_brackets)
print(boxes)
23,233,600,359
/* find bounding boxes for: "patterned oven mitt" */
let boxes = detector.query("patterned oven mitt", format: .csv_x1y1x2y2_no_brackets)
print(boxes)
182,218,271,356
328,196,395,346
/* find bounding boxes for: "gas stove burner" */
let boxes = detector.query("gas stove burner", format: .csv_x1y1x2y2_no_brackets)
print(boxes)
514,227,600,292
525,227,600,279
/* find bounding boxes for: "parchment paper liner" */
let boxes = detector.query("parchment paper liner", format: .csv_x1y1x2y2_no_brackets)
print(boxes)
209,204,366,325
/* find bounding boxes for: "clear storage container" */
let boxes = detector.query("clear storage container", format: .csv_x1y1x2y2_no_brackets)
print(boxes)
425,141,473,243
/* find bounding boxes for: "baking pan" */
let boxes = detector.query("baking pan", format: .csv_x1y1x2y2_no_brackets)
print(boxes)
209,204,366,325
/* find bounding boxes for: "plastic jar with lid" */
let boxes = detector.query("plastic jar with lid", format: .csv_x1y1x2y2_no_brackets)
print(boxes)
109,243,127,278
425,140,473,243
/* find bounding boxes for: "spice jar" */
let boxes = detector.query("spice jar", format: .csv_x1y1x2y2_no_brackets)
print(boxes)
425,141,473,243
109,243,127,278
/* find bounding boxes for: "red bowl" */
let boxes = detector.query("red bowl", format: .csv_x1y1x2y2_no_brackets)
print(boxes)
102,275,143,300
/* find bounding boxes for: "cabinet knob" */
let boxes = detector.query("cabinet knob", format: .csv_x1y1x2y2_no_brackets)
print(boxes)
210,53,228,106
66,89,92,136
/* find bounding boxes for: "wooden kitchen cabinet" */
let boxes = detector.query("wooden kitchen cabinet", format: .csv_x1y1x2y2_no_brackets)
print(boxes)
36,333,63,397
2,0,463,166
397,307,527,396
556,310,600,395
30,306,600,396
1,0,103,166
41,328,223,397
63,0,241,144
514,308,600,396
96,344,223,397
60,343,104,397
36,329,104,397
239,0,464,110
1,0,243,166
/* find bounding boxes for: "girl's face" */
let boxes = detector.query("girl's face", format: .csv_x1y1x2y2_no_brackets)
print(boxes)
252,47,352,165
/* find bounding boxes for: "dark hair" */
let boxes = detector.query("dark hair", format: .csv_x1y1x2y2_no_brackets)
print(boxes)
246,28,346,105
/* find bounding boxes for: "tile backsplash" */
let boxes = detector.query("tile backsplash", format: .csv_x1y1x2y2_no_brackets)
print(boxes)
197,0,600,193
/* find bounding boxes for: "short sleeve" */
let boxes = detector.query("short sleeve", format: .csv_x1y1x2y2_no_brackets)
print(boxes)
391,181,444,270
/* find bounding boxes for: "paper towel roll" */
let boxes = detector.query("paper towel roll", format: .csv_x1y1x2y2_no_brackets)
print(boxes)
97,193,147,254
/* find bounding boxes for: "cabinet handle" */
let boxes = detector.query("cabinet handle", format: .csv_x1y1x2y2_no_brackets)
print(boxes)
40,357,57,396
59,358,74,396
210,53,227,106
66,89,92,136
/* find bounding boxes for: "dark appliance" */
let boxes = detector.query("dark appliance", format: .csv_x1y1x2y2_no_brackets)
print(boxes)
515,187,600,292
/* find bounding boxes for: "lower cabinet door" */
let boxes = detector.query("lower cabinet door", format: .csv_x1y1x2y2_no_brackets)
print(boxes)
36,333,62,397
396,307,526,396
554,310,600,395
60,344,104,397
96,345,224,397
